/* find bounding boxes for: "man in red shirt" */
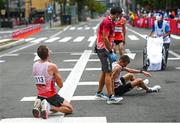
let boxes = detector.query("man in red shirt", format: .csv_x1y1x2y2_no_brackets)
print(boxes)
95,7,123,104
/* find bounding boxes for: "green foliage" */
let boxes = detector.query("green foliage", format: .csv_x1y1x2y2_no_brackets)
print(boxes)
0,0,5,9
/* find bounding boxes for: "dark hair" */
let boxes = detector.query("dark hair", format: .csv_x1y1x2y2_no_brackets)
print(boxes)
119,55,130,64
110,7,122,15
37,45,49,60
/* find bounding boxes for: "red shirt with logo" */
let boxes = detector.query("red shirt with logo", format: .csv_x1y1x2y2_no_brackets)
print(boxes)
97,16,115,49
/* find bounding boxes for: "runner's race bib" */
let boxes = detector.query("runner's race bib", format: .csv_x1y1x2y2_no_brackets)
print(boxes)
114,27,123,32
34,76,46,85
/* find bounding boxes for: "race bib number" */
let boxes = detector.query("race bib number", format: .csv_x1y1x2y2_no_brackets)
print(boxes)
34,76,46,85
114,27,123,32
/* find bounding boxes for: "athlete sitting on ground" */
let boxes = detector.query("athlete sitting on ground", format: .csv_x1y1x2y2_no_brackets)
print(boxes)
111,55,161,96
32,45,73,119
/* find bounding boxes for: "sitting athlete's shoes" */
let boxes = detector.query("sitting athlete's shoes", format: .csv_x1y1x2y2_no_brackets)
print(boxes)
136,79,150,90
32,99,41,118
147,85,161,93
107,95,123,104
41,99,49,119
95,92,109,100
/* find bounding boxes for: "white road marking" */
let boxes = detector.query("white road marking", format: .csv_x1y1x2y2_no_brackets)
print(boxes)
33,53,40,61
50,26,70,38
62,117,107,123
88,36,97,47
168,58,180,60
59,37,72,42
126,27,146,39
176,67,180,69
44,37,60,43
69,27,76,30
30,37,47,43
73,36,85,42
128,35,139,40
77,27,83,30
71,96,101,101
25,38,35,42
71,52,82,55
64,59,99,62
85,27,90,30
3,53,19,56
59,50,92,102
125,49,136,60
171,34,180,40
58,67,101,71
78,82,98,85
0,60,5,63
85,68,101,71
0,39,11,43
169,50,180,58
0,117,107,123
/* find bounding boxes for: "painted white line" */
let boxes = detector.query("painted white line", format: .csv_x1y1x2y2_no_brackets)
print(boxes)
0,42,38,58
71,52,82,55
58,68,101,71
85,68,101,71
128,35,139,40
25,38,35,42
69,27,76,30
33,53,40,61
21,96,36,101
85,27,90,30
71,96,100,101
88,36,96,42
77,27,83,30
171,34,180,40
64,59,78,62
78,82,98,85
62,117,107,123
50,25,70,38
0,117,63,123
59,37,72,42
44,37,60,43
73,36,85,42
3,53,19,56
125,49,136,60
176,67,180,69
0,39,11,43
64,59,99,62
127,27,146,39
59,50,92,102
58,68,72,71
0,60,5,63
88,36,97,47
169,50,180,58
30,37,47,43
168,58,180,60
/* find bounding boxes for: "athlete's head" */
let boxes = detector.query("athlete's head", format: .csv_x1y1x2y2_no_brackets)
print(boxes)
119,55,130,67
156,12,164,22
37,45,50,61
110,7,122,21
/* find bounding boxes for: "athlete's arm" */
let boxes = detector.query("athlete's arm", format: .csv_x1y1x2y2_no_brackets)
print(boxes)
52,64,63,88
123,67,151,77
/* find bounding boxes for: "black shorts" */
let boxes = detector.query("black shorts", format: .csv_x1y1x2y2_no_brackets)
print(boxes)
114,81,133,96
38,94,65,107
96,48,112,72
114,40,125,45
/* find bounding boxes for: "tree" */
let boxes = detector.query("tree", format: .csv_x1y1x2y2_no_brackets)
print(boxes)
0,0,5,9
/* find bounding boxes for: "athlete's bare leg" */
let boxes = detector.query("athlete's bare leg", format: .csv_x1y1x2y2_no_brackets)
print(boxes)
97,72,105,93
105,72,113,96
51,100,73,114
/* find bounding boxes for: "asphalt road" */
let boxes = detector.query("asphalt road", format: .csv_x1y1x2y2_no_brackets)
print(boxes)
0,18,180,123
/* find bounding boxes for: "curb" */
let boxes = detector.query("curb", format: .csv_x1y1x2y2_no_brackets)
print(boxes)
0,39,27,51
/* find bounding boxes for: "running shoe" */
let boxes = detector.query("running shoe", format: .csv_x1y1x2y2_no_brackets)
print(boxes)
147,85,161,93
41,99,49,119
32,99,41,118
107,95,123,104
95,92,109,100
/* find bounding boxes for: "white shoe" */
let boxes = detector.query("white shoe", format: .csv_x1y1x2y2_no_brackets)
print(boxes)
107,95,123,104
41,99,49,119
147,85,161,93
32,99,41,118
136,79,150,90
